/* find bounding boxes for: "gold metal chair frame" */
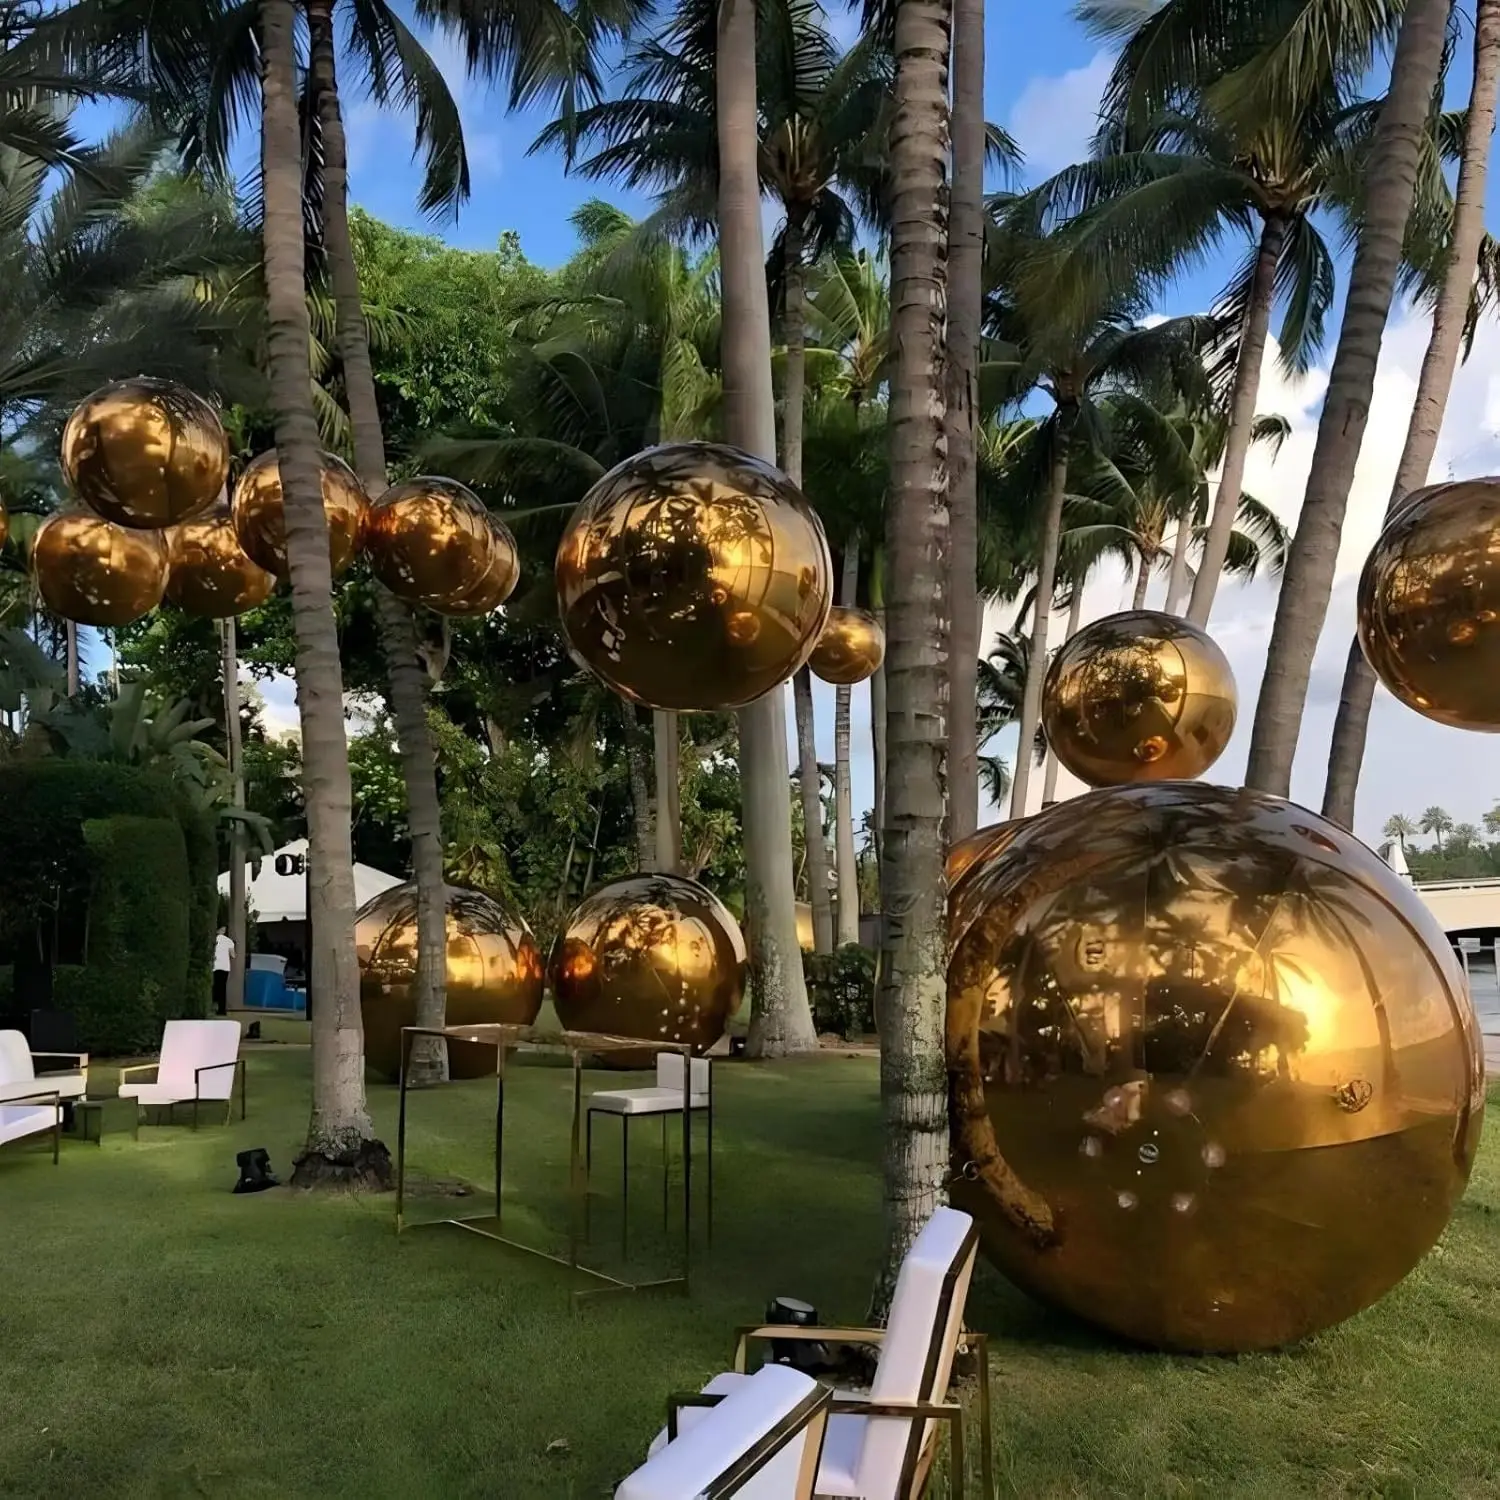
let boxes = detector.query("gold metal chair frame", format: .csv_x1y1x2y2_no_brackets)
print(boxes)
1,1087,63,1164
119,1057,248,1135
395,1024,697,1302
663,1382,832,1498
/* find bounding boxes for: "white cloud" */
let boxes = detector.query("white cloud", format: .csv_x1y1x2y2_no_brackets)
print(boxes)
1006,51,1114,180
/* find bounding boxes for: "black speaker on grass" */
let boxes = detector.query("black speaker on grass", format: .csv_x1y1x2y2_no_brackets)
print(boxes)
233,1148,279,1194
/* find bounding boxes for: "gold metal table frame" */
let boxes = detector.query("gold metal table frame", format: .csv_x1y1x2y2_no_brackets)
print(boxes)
395,1024,695,1300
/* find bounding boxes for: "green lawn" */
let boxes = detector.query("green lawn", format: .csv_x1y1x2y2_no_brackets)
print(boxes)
1,1048,1496,1499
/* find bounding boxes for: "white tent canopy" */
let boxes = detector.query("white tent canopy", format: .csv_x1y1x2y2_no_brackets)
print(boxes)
217,839,404,924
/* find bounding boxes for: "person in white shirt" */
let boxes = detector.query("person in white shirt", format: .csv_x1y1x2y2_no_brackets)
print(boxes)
213,928,235,1015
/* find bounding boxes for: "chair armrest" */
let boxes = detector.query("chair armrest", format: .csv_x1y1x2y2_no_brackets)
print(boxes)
31,1051,88,1071
733,1323,885,1373
665,1390,728,1442
193,1058,241,1095
118,1064,159,1082
827,1396,960,1419
3,1088,62,1107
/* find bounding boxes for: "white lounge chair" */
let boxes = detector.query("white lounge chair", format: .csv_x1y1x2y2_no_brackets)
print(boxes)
0,1028,87,1105
618,1365,830,1500
658,1207,990,1499
0,1101,63,1163
117,1019,246,1130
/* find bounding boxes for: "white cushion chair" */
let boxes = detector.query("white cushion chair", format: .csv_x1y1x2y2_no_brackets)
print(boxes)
587,1054,714,1249
656,1207,989,1499
0,1029,87,1105
618,1365,830,1500
0,1101,63,1164
117,1019,246,1130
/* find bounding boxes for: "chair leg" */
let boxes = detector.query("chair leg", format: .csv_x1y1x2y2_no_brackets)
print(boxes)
661,1113,668,1231
52,1109,59,1165
584,1110,594,1243
620,1115,630,1261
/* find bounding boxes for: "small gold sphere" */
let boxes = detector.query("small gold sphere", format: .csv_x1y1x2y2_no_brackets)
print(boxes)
808,606,885,685
230,449,368,579
61,377,229,530
550,873,746,1057
165,507,276,618
1041,611,1236,787
555,442,833,711
947,782,1485,1353
438,517,520,617
1358,478,1500,729
32,511,168,626
365,477,495,610
357,881,545,1081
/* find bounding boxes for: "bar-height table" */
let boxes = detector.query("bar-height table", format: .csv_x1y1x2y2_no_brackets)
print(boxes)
395,1023,695,1299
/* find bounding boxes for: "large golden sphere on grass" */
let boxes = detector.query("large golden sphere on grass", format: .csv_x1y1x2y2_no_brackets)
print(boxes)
165,508,276,618
555,442,832,710
550,873,746,1058
61,377,228,530
809,606,885,685
947,782,1484,1353
1358,478,1500,729
231,449,367,579
365,477,495,610
32,511,168,626
1042,611,1236,787
358,882,545,1081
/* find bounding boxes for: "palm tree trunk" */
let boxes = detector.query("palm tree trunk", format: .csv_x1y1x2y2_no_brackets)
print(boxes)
652,709,682,873
221,618,248,1014
1040,583,1083,805
1009,436,1067,817
782,214,807,489
1321,0,1500,829
874,0,952,1302
1130,548,1151,609
1246,0,1455,796
1164,513,1191,614
716,0,818,1056
792,667,834,951
621,701,656,870
945,0,984,844
870,548,887,872
834,546,861,946
307,0,448,1086
260,0,387,1186
65,622,78,696
1185,212,1287,626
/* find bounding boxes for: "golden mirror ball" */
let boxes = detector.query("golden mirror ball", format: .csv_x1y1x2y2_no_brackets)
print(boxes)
946,820,1022,896
230,449,368,579
947,782,1484,1353
31,511,168,626
809,605,885,685
550,873,746,1062
555,442,833,711
1042,610,1236,787
365,476,495,610
357,881,545,1082
165,507,276,618
61,377,229,530
1358,478,1500,729
441,516,520,617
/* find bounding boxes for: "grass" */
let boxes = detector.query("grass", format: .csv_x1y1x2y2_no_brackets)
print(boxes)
0,1048,1495,1499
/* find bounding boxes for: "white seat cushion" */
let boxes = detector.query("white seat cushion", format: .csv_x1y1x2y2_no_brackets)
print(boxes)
118,1083,206,1106
0,1031,85,1103
0,1103,60,1148
590,1087,710,1116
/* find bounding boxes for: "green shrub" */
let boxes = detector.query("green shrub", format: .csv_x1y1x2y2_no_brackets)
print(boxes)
802,944,877,1039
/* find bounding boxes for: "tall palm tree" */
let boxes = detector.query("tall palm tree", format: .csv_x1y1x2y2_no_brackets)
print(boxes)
1420,804,1453,851
1322,0,1500,829
259,0,386,1185
1383,811,1415,850
1246,0,1456,796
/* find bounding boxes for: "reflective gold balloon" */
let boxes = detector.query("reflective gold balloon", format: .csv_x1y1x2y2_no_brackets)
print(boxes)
946,821,1022,895
230,449,368,579
0,499,9,550
1358,478,1500,729
31,511,168,626
441,517,520,617
365,476,495,609
357,881,545,1082
550,874,746,1058
947,782,1484,1353
61,377,229,530
165,507,276,618
1042,611,1236,787
808,606,885,685
555,442,833,710
795,901,815,952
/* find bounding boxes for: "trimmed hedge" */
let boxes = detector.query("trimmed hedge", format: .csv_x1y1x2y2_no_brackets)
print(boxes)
802,944,877,1039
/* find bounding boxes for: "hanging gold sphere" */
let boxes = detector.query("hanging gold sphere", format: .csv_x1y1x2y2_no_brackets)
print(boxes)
444,517,520,617
550,873,746,1060
808,605,885,685
947,782,1484,1354
165,507,276,619
365,476,495,610
230,449,368,579
555,442,833,711
1358,478,1500,729
357,881,545,1082
1041,610,1236,787
31,511,168,626
0,499,9,550
60,377,229,530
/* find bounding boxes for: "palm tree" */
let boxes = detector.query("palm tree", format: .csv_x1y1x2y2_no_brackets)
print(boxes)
1322,0,1500,829
1383,812,1415,850
259,0,386,1185
1483,803,1500,838
1246,0,1456,796
1449,821,1481,852
1420,804,1453,852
